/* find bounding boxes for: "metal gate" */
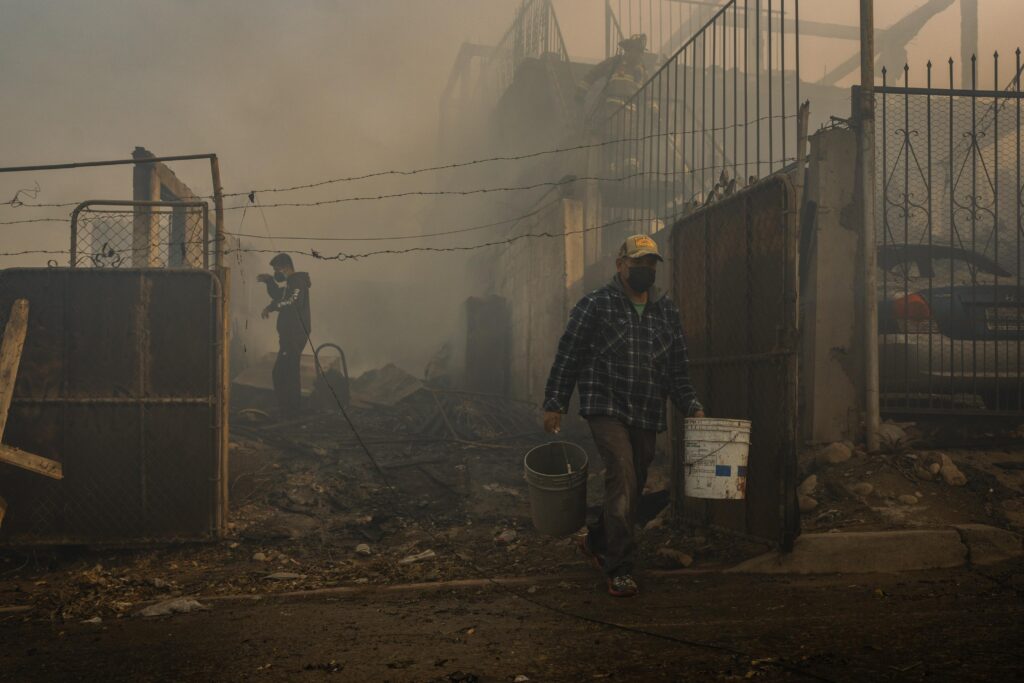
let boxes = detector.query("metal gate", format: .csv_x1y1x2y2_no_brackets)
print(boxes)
670,175,799,548
71,200,210,269
0,268,224,543
875,54,1024,414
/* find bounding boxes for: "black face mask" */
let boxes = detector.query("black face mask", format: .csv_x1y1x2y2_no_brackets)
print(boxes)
273,272,287,283
626,266,656,293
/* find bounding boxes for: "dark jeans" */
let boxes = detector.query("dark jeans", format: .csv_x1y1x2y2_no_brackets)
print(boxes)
586,416,657,578
273,336,305,413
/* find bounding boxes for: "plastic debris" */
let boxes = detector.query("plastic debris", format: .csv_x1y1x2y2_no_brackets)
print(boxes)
398,549,437,565
137,597,210,618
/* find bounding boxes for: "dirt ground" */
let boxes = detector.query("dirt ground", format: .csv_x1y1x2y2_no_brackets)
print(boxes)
0,399,763,624
0,561,1020,682
0,396,1021,681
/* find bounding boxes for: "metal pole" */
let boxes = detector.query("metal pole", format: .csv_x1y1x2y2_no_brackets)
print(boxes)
860,0,880,451
0,153,216,174
208,154,230,533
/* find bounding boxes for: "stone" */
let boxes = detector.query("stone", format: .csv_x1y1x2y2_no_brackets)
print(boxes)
914,464,935,481
656,547,694,568
928,462,942,476
514,676,531,683
494,529,518,545
798,475,818,497
816,442,852,466
938,454,967,486
953,524,1024,565
82,616,103,625
252,552,269,562
898,494,919,505
798,494,819,512
137,597,209,618
355,544,372,557
850,482,874,497
877,423,908,445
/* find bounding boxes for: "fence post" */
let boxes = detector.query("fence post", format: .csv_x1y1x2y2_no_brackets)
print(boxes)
859,0,881,451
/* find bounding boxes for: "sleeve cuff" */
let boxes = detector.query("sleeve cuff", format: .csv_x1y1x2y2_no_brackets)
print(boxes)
542,397,567,413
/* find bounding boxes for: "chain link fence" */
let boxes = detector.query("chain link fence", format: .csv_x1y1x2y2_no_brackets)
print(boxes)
70,200,210,269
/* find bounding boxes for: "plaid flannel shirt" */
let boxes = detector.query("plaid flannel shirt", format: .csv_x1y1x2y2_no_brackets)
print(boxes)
543,275,703,432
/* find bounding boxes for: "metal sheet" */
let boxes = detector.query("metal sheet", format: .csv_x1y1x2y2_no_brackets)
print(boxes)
671,175,799,548
0,268,223,544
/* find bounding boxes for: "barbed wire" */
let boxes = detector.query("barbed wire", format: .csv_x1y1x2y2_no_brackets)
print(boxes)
0,155,793,229
0,206,701,264
6,112,800,209
228,199,563,243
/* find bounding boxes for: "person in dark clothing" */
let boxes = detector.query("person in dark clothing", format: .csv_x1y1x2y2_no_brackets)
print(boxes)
258,253,312,414
543,234,704,598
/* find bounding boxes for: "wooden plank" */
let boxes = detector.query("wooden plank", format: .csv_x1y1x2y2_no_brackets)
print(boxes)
0,299,29,441
0,444,63,480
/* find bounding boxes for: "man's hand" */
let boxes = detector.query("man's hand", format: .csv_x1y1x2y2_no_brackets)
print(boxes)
256,273,273,284
543,411,562,435
693,410,706,418
261,305,273,320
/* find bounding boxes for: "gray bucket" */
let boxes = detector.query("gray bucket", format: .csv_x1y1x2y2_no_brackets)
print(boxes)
523,441,589,537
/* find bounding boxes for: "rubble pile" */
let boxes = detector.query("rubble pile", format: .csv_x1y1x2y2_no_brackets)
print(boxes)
797,421,1024,532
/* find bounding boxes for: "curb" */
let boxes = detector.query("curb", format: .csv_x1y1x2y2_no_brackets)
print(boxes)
727,524,1023,575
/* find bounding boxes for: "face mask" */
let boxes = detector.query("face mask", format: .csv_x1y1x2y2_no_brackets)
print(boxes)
626,266,656,293
273,272,286,283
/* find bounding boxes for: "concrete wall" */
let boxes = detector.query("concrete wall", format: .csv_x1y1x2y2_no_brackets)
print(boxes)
493,197,584,404
801,127,862,444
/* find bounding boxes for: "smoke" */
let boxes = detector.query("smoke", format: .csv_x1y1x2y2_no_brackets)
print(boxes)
2,0,1023,379
0,0,521,377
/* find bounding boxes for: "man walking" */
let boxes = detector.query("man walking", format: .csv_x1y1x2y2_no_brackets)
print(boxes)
258,253,312,415
543,235,704,597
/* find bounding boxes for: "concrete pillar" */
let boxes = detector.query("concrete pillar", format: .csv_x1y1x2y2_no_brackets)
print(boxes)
582,134,604,268
960,0,978,88
562,197,585,311
801,127,862,444
132,147,160,267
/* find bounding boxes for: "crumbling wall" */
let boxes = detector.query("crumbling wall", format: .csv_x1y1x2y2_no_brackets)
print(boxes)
493,198,583,403
800,127,862,443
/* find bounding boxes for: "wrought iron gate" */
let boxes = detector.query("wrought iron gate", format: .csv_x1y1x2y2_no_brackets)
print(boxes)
874,53,1024,414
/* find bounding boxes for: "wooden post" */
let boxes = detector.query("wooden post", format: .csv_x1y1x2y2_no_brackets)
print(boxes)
132,147,160,267
0,300,29,441
0,299,63,481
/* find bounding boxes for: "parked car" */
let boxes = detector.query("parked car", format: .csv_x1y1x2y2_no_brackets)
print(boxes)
877,244,1023,410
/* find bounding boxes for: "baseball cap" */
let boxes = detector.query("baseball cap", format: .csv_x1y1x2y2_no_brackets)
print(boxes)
618,234,663,261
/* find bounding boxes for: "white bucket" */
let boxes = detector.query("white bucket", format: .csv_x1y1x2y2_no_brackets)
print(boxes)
683,418,751,500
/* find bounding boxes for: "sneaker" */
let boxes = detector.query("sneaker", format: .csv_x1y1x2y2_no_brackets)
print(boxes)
607,574,639,598
577,535,604,572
